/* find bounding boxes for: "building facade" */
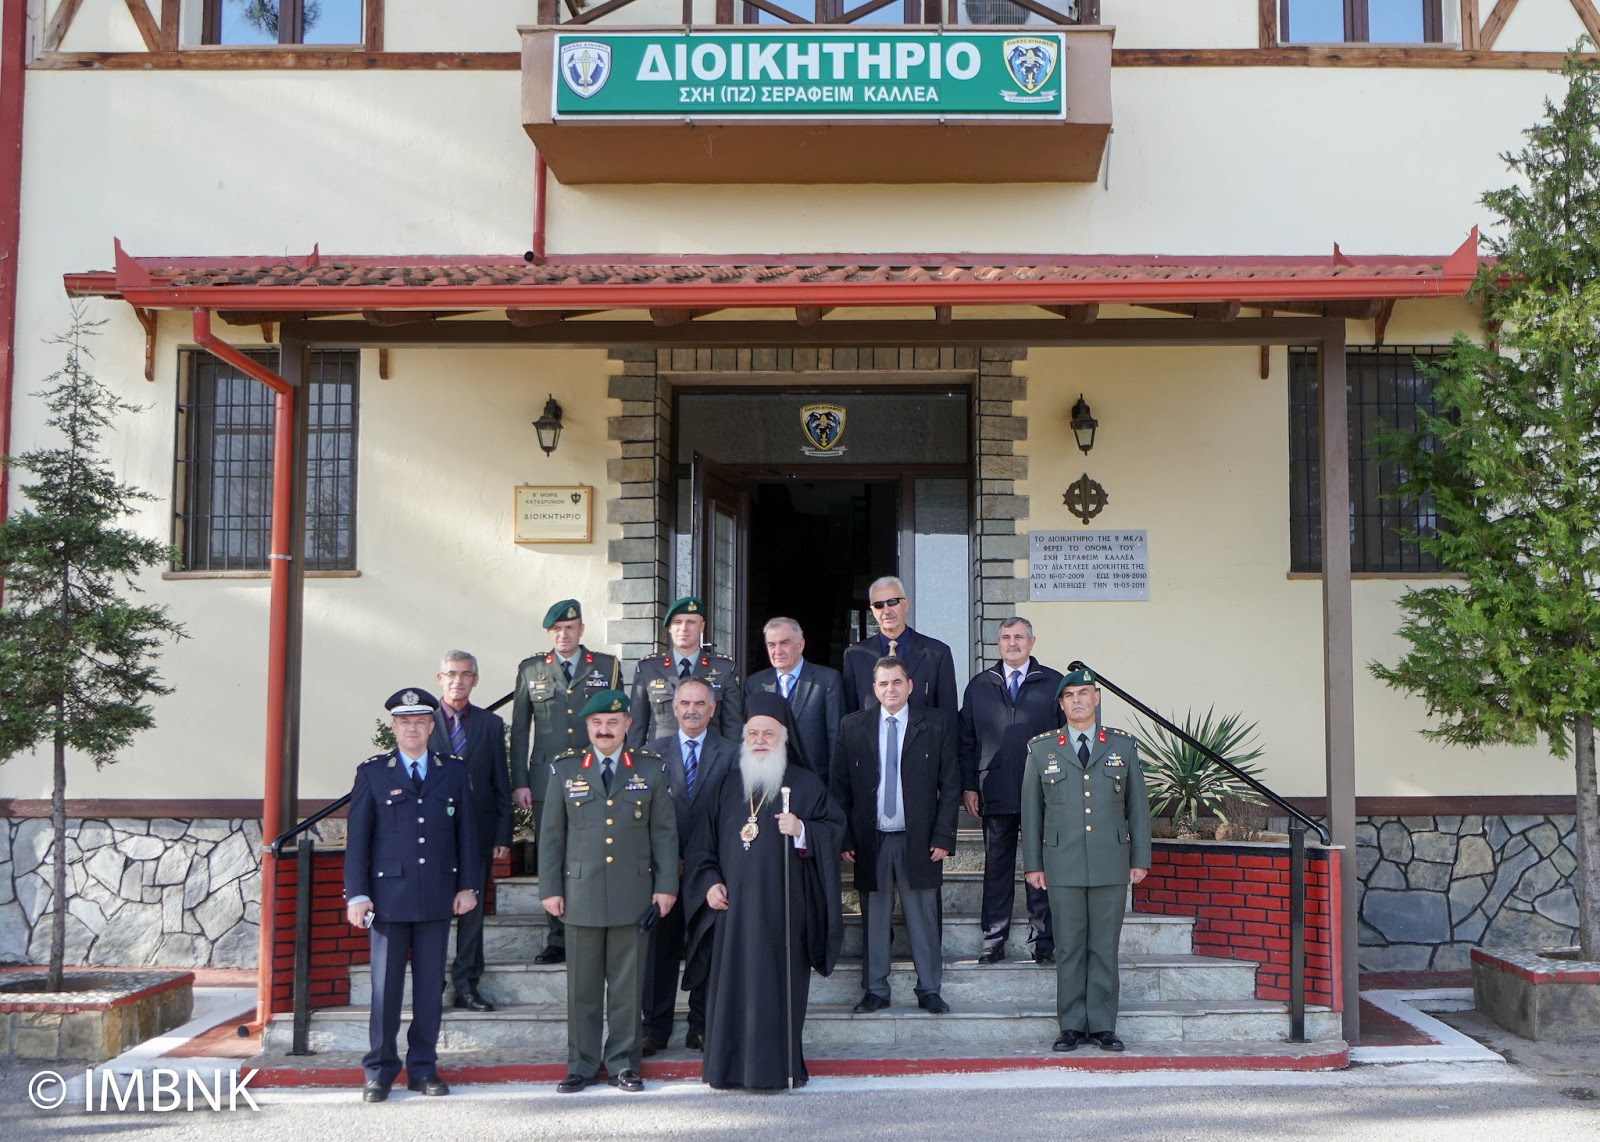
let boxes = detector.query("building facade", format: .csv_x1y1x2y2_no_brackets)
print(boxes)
0,1,1589,1017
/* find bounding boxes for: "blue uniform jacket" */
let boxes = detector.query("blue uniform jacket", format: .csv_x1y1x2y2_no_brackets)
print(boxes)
344,750,482,923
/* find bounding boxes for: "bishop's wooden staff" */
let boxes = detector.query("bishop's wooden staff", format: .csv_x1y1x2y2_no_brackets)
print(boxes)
781,785,794,1091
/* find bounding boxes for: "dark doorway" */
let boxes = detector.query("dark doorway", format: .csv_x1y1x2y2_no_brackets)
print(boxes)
743,479,898,672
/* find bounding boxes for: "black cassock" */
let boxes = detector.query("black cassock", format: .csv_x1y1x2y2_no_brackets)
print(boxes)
683,763,845,1089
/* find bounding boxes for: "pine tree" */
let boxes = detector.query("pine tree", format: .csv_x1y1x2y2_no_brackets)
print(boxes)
1372,49,1600,959
0,307,185,990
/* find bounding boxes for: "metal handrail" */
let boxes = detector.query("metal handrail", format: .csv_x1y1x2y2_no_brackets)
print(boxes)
1068,660,1324,1043
266,689,515,856
272,688,518,1054
1068,660,1331,845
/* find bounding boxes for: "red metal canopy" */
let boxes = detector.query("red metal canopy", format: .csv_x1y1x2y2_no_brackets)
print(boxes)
64,234,1482,314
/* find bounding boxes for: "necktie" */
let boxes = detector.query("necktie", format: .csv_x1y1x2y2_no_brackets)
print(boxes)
887,637,899,658
1008,669,1022,702
684,739,699,799
409,760,423,792
449,711,467,755
781,672,794,701
883,715,900,820
1078,733,1091,767
679,658,692,679
561,659,573,684
603,757,615,795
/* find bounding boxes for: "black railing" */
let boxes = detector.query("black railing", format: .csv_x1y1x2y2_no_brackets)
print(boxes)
268,689,515,1055
1068,661,1329,1044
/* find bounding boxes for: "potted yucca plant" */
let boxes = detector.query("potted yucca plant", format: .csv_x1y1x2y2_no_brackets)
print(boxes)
1134,708,1266,840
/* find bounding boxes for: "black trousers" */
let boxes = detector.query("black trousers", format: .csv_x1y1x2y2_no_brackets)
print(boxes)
365,917,450,1084
641,892,707,1041
451,851,494,991
981,813,1053,954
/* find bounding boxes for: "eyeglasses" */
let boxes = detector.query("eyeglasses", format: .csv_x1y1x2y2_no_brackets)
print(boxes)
439,671,477,681
870,597,905,610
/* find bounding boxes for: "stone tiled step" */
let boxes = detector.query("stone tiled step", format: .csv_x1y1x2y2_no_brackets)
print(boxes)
496,871,1057,920
470,911,1196,963
352,952,1257,1008
262,1000,1340,1055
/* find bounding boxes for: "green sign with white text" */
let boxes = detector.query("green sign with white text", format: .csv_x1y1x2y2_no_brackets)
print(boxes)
552,31,1066,119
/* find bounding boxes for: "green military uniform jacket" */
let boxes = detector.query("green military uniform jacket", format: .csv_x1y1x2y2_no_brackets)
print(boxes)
624,650,743,749
1021,724,1153,887
509,647,622,793
538,747,679,928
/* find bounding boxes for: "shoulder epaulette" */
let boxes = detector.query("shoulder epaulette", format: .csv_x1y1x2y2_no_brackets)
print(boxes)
1027,729,1057,745
443,753,466,763
360,753,384,767
554,746,582,760
1102,726,1131,737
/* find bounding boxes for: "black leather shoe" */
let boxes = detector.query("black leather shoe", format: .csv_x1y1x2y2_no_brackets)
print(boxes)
1088,1030,1126,1052
918,993,951,1015
534,945,566,965
362,1079,391,1102
1033,948,1056,964
556,1073,595,1093
1052,1030,1084,1052
684,1030,704,1051
976,947,1006,964
609,1069,645,1092
640,1035,663,1057
853,993,890,1013
453,989,495,1012
407,1074,449,1096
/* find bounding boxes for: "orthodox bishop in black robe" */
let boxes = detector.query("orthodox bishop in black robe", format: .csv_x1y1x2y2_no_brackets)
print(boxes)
684,693,846,1089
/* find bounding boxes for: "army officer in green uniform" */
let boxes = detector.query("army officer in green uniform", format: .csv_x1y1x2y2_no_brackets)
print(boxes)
626,595,743,748
1021,666,1151,1053
511,598,622,963
540,689,678,1094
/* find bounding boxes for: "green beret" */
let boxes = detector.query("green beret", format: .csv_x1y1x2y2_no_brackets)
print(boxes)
1055,667,1097,699
543,599,582,628
579,689,629,718
663,596,705,625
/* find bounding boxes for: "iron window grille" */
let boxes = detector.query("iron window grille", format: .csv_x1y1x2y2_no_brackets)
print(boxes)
1288,345,1447,575
174,347,359,572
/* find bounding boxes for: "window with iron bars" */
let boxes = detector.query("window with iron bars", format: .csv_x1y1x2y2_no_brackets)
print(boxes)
174,348,359,572
1288,346,1447,574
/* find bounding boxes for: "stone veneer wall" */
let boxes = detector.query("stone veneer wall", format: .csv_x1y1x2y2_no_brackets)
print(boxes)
604,345,1032,670
1353,813,1579,972
1,816,306,970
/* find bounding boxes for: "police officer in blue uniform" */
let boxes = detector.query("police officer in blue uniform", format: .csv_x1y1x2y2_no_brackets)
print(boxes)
345,688,482,1102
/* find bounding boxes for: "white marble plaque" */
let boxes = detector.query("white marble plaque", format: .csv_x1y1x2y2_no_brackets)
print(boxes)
1030,530,1149,601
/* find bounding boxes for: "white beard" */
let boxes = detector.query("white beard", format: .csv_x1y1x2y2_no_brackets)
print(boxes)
739,739,788,803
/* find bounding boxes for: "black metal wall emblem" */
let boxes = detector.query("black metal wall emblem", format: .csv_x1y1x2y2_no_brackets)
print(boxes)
1064,474,1108,526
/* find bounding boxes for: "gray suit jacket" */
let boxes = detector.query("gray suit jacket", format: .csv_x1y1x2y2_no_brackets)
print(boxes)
649,730,738,855
744,661,844,785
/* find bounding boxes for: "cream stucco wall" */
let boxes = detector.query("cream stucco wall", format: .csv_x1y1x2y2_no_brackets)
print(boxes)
1013,301,1568,801
4,9,1589,806
1,309,622,801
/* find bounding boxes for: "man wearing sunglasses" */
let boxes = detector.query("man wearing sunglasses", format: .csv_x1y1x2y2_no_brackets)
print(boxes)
842,576,958,715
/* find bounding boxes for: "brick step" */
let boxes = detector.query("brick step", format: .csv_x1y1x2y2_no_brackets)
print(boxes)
466,911,1196,963
261,999,1342,1056
351,951,1257,1008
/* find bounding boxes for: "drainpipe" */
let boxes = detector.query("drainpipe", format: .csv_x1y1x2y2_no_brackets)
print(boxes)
530,149,548,263
0,0,29,579
191,308,295,1026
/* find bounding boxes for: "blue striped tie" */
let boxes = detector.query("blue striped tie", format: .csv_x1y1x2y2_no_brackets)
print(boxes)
684,738,699,799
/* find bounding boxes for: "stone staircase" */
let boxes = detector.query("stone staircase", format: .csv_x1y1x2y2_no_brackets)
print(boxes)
257,828,1344,1071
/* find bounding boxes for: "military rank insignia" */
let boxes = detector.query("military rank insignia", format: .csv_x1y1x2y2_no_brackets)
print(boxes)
1105,754,1125,768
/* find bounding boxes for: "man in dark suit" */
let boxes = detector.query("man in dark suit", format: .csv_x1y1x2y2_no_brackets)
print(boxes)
958,618,1065,965
345,688,481,1103
428,650,512,1012
743,616,844,785
642,677,736,1054
842,576,958,715
832,657,960,1014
